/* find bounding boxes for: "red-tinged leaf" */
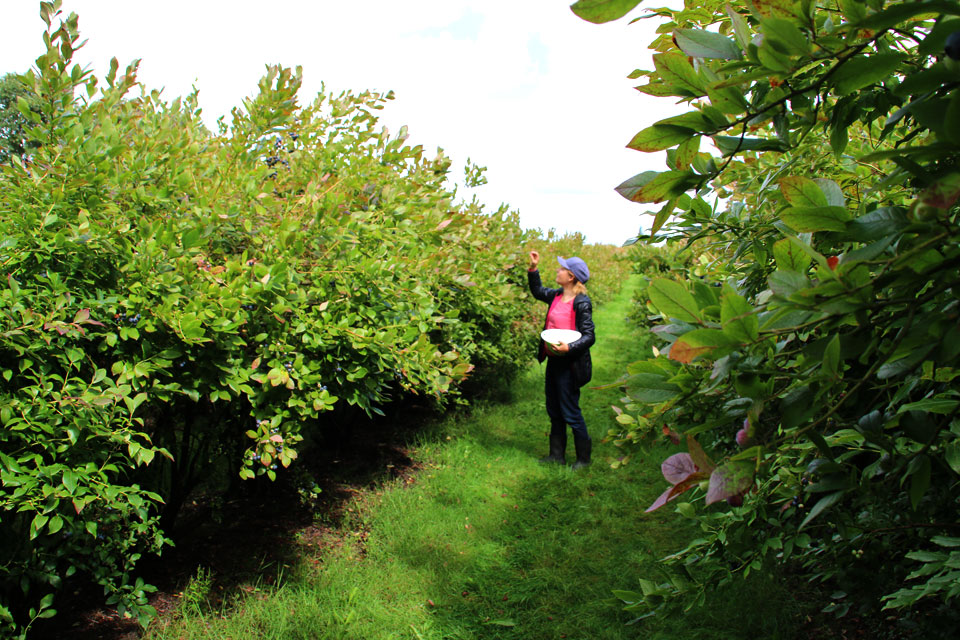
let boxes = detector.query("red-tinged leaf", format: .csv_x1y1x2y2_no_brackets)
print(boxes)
627,125,694,152
662,453,696,483
72,498,85,514
687,434,716,473
615,170,696,204
662,425,680,445
705,462,754,505
436,219,452,230
780,176,828,207
750,0,797,19
645,485,678,512
646,475,700,512
570,0,643,24
269,434,283,443
918,172,960,209
73,308,90,323
635,81,685,97
669,339,712,364
653,52,704,94
674,136,701,170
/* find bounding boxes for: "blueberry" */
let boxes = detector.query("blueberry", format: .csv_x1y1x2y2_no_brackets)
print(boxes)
946,31,960,60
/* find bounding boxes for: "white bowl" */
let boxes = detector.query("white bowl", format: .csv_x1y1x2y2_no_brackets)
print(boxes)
541,329,581,344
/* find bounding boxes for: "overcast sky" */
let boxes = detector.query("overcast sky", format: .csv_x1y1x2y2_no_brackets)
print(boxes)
2,1,680,245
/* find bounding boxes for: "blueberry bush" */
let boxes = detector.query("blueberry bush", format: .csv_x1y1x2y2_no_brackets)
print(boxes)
574,0,960,632
0,3,628,635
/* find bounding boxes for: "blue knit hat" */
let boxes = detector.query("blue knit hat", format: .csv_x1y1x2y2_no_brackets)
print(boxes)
557,256,590,283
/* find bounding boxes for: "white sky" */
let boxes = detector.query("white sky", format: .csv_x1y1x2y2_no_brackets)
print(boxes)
1,1,682,245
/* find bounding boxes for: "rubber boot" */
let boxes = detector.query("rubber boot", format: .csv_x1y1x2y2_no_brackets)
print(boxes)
571,436,592,470
538,433,566,464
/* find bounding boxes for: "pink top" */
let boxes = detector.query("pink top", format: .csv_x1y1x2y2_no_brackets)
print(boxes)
545,296,576,331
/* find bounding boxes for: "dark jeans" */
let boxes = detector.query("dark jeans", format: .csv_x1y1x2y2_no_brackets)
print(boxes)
545,357,589,441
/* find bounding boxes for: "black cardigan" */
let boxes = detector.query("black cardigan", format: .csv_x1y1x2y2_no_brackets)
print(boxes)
527,269,595,386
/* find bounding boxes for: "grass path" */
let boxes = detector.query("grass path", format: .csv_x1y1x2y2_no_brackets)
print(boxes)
147,277,798,639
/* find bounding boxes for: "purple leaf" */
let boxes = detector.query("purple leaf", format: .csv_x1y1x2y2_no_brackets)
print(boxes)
661,453,696,484
705,462,754,505
645,476,699,512
645,485,678,512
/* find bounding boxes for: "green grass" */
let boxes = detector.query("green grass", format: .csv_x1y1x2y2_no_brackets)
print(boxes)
145,277,803,639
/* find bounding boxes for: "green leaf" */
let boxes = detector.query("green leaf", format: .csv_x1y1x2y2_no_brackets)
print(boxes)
762,17,808,56
853,1,960,31
945,442,960,476
814,179,845,207
757,42,793,72
780,206,851,232
898,398,960,415
62,470,78,493
674,28,742,60
656,111,712,130
908,455,931,510
627,125,694,152
570,0,642,23
780,176,829,207
626,373,681,403
894,64,956,98
615,170,697,203
768,269,810,299
845,207,908,242
650,199,676,235
47,515,63,535
799,491,844,530
677,328,741,348
822,334,840,378
931,536,960,547
773,238,811,271
712,135,787,155
830,53,906,96
721,289,758,342
945,90,960,145
648,278,701,323
725,5,752,49
181,227,202,250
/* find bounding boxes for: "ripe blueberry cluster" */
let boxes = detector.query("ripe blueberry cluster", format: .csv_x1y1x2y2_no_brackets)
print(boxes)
114,311,141,325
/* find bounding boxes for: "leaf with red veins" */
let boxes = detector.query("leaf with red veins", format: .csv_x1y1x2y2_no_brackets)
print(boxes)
705,462,754,505
661,453,697,484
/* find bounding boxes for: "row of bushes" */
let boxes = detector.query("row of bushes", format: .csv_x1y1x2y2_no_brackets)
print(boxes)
0,5,629,635
591,0,960,635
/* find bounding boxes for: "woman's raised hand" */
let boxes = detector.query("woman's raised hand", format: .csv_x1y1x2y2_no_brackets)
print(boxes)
528,250,540,270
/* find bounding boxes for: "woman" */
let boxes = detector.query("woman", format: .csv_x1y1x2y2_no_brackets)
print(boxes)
527,250,595,469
